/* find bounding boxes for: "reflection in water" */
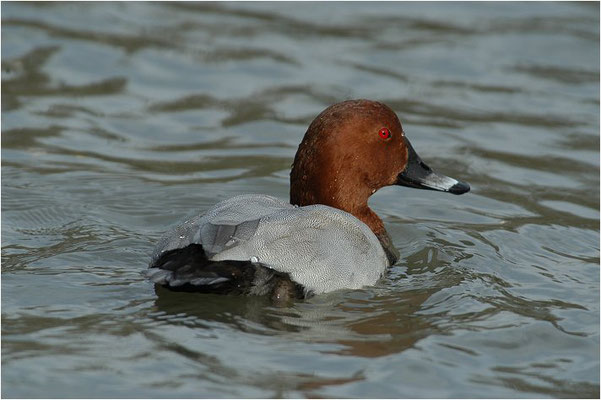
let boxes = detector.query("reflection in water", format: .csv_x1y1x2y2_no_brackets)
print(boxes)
152,285,295,332
152,268,444,359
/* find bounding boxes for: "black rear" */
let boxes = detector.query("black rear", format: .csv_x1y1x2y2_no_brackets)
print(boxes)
147,243,306,302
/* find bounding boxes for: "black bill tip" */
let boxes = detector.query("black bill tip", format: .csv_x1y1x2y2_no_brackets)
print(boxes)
448,180,470,195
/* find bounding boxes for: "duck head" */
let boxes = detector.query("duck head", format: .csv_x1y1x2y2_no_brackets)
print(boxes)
290,99,469,264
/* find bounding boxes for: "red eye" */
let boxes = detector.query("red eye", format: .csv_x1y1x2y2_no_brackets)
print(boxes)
379,127,391,140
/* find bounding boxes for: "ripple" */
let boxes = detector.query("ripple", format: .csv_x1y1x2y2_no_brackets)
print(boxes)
3,18,172,53
513,64,599,84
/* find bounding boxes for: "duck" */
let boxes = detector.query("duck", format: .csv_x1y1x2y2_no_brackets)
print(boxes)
146,99,469,302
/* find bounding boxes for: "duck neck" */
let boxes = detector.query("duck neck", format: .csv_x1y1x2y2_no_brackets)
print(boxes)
355,205,399,266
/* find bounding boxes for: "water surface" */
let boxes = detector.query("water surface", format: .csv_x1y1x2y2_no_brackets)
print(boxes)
2,2,599,398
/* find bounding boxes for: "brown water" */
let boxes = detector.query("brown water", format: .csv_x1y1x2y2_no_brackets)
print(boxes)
2,2,599,398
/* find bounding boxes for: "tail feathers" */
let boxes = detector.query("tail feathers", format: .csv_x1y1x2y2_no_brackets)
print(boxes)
147,243,305,300
146,268,229,287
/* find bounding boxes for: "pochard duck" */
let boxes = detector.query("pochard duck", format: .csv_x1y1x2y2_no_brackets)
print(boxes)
147,100,469,301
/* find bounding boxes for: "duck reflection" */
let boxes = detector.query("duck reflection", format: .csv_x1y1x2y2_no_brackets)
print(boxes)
151,259,449,359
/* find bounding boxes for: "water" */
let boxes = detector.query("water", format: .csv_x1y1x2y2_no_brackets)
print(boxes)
2,2,599,398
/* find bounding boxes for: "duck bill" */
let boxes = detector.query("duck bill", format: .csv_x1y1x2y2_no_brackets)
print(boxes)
396,138,470,195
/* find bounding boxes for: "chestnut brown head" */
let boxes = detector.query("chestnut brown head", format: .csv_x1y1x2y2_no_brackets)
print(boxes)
290,99,468,211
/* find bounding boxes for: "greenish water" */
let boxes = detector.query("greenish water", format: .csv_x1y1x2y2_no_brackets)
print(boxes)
2,2,599,398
